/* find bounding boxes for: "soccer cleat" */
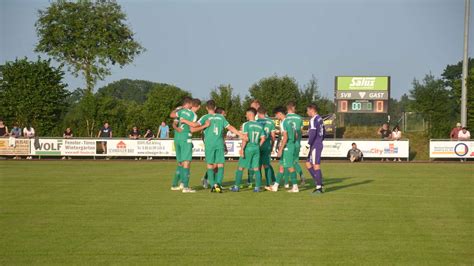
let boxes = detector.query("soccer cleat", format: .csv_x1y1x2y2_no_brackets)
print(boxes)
171,186,181,191
247,183,253,189
284,184,290,189
239,184,244,189
182,188,196,193
230,186,240,192
312,187,324,194
253,187,261,192
179,183,184,190
215,184,223,193
287,186,299,193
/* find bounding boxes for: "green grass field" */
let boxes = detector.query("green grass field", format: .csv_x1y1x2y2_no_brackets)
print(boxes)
1,161,473,265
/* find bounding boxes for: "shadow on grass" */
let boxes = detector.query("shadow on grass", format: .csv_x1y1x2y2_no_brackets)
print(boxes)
324,179,374,193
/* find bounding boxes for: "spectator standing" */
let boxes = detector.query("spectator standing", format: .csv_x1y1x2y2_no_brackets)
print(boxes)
377,123,391,162
0,120,9,137
458,127,471,162
347,143,363,162
23,125,35,160
129,126,141,139
62,128,73,160
10,123,22,160
157,122,169,139
458,127,471,140
97,122,112,158
391,126,402,162
144,129,155,160
450,122,462,140
129,126,141,160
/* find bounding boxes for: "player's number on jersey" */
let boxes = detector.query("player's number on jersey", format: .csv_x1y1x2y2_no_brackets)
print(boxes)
251,132,259,143
213,126,219,136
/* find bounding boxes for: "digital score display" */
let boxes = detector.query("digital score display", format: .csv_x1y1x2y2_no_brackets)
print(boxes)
337,100,387,113
335,76,390,114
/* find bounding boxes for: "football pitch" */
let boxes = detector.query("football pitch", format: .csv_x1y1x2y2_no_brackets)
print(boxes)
1,161,472,265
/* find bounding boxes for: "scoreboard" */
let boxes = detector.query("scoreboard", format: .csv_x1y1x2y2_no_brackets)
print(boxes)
335,76,390,113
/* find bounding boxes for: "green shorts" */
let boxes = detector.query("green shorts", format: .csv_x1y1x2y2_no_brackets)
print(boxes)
238,146,260,169
293,143,301,162
259,147,272,166
205,145,225,164
280,144,295,168
175,139,193,163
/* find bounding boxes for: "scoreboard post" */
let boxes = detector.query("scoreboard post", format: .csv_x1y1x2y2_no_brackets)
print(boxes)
335,76,390,114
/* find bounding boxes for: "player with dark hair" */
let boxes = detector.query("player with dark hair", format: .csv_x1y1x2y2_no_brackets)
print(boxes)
266,106,299,192
170,98,208,193
169,96,193,191
286,101,306,186
306,103,325,194
230,108,265,192
256,107,276,186
195,100,243,192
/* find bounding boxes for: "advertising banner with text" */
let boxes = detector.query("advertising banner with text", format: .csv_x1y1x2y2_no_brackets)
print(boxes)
429,140,474,158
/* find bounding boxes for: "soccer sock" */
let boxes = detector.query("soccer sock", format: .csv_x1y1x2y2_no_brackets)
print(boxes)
235,169,243,187
315,169,323,187
203,171,208,180
207,169,215,187
290,171,298,186
181,167,190,188
255,170,262,188
269,165,276,182
294,163,304,178
308,167,317,184
275,171,284,185
172,165,182,187
216,167,224,185
248,169,255,185
264,166,272,186
284,168,289,185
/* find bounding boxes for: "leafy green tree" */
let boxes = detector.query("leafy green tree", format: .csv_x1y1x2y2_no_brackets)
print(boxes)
246,75,300,115
35,0,144,93
409,74,456,138
0,57,68,135
441,59,474,128
210,85,244,127
142,84,190,135
97,79,156,104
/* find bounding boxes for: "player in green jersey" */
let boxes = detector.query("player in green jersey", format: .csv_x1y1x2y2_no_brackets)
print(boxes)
265,106,299,192
256,107,276,186
230,108,266,192
286,101,306,185
170,98,208,193
169,97,192,191
195,100,243,192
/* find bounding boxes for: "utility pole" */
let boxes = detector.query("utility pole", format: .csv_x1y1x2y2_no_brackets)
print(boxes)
461,0,470,127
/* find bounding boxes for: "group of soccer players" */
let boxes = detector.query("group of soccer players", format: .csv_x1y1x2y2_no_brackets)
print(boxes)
169,96,325,194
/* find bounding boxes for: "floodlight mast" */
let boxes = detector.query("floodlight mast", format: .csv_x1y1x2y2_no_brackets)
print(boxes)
461,0,470,127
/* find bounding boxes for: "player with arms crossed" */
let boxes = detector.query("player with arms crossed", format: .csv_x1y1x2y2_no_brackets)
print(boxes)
170,98,207,193
195,100,243,192
256,107,276,186
230,108,266,192
306,103,325,194
286,101,306,185
266,107,299,193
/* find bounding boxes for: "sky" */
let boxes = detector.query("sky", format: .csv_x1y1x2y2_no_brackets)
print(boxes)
1,0,472,100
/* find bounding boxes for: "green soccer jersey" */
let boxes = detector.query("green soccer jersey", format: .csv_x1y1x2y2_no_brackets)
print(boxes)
286,113,303,142
198,113,229,148
176,108,197,141
256,117,275,149
281,118,297,145
242,121,265,147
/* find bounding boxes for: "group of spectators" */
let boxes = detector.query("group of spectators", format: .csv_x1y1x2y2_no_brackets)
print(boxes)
0,119,35,159
450,122,471,162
